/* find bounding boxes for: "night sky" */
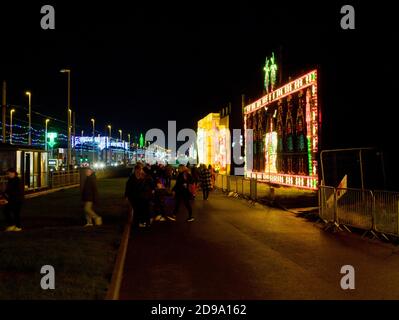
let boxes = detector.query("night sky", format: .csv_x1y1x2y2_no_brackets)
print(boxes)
1,1,398,186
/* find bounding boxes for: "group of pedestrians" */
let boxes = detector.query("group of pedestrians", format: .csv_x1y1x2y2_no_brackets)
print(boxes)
0,162,215,232
124,162,215,229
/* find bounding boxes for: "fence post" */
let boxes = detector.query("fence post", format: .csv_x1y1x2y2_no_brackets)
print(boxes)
333,187,338,226
370,190,376,234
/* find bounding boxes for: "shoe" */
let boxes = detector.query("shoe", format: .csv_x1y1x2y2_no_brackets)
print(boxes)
159,217,167,222
12,227,22,232
94,217,103,226
166,215,176,221
186,217,195,222
84,223,94,227
5,225,16,232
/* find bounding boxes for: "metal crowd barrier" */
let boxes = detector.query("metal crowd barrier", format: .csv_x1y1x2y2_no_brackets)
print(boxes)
319,185,399,238
50,170,80,188
214,173,258,200
374,190,399,236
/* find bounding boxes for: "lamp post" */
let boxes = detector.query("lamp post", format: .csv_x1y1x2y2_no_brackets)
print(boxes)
128,133,131,164
45,118,50,151
25,91,31,145
60,68,71,168
10,109,15,144
91,118,95,163
107,125,111,165
81,130,84,157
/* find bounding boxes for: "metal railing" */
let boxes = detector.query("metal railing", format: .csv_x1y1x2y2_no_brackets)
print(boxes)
214,173,258,200
50,170,80,188
319,185,399,238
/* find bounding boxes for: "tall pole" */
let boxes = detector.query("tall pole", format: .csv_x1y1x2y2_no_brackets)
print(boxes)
26,91,32,145
2,81,6,143
60,69,71,168
68,108,72,167
45,119,50,152
128,133,131,164
73,111,76,166
108,125,112,165
10,109,15,144
91,118,95,163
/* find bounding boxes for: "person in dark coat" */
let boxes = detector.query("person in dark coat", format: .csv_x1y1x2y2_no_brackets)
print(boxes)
125,163,154,228
199,164,212,200
164,164,173,189
169,165,194,222
81,168,102,227
1,168,24,232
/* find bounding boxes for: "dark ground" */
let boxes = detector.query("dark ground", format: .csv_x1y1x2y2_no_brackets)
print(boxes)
0,178,127,299
120,190,399,300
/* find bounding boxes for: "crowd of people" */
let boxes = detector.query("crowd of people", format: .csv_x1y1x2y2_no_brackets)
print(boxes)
0,162,216,231
124,162,215,228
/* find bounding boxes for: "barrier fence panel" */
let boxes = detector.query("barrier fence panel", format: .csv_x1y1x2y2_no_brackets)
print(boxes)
336,188,374,231
239,176,244,194
256,181,269,199
215,174,222,189
250,178,257,200
243,178,251,197
319,186,336,223
228,175,237,193
51,170,80,188
374,191,399,236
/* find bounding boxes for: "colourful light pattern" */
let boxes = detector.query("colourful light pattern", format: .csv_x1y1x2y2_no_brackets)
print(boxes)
244,70,317,115
244,69,319,190
197,113,230,173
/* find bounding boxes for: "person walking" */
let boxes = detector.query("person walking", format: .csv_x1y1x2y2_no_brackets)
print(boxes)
1,168,24,232
165,164,173,189
81,168,102,227
168,165,194,222
200,164,212,200
208,164,216,190
125,163,153,228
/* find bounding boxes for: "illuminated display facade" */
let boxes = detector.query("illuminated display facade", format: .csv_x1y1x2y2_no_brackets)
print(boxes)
244,69,320,189
197,113,231,173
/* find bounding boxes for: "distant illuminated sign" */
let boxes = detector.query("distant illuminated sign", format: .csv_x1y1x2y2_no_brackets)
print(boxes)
48,159,57,166
47,132,58,148
74,136,129,150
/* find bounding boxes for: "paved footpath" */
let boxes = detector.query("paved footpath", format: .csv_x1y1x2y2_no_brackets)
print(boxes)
120,190,399,299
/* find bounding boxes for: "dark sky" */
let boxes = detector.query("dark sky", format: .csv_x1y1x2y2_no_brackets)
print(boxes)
1,1,397,151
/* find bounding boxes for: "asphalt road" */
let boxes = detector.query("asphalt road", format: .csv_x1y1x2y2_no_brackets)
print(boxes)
120,190,399,299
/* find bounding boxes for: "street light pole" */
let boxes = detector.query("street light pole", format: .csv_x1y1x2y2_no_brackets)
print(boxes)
119,129,123,164
128,133,131,164
107,125,112,165
60,69,71,168
91,118,95,163
45,119,50,151
10,109,15,144
81,130,84,157
25,91,31,145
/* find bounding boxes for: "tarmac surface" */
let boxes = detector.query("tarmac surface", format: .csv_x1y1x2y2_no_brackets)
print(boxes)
120,190,399,299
